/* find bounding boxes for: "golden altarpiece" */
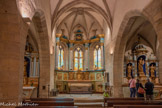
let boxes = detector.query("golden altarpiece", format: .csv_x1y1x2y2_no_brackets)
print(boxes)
55,30,106,93
123,39,162,98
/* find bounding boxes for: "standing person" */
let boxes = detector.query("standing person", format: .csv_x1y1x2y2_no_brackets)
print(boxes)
145,79,154,100
129,76,136,97
136,79,144,97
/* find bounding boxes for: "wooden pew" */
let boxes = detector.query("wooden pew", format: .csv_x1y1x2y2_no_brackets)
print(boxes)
16,106,77,108
29,98,74,101
107,100,162,107
114,105,162,108
23,101,74,106
104,97,144,107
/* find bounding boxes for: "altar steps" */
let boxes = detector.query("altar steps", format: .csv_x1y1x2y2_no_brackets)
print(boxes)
69,92,92,94
74,99,103,108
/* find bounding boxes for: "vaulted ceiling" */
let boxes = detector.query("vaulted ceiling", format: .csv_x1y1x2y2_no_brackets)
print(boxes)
125,17,157,53
50,0,116,40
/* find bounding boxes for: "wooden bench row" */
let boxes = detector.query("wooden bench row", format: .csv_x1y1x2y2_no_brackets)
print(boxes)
114,105,162,108
104,97,144,107
107,100,162,107
27,98,74,101
16,98,76,108
23,101,74,106
16,106,77,108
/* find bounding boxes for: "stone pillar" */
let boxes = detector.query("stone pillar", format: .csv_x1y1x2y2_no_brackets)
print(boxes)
69,41,73,70
55,34,61,69
0,0,29,104
101,45,104,69
84,42,89,70
33,57,36,76
99,34,105,69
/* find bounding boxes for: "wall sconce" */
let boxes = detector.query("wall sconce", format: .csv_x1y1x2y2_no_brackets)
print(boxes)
110,49,113,55
23,17,31,25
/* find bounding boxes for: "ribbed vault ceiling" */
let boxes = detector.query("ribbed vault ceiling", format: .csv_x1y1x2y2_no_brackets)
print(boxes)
50,0,115,40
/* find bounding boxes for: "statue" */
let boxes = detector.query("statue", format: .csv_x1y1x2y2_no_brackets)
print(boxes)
126,63,132,79
150,64,156,79
138,57,145,77
94,65,98,70
23,60,28,85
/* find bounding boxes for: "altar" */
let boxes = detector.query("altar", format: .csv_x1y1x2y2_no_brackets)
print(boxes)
68,81,92,93
122,40,162,97
55,70,105,93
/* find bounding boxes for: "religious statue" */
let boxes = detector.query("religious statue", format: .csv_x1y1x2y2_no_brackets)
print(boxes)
126,63,132,79
94,65,98,70
23,60,28,85
149,63,156,79
138,57,145,77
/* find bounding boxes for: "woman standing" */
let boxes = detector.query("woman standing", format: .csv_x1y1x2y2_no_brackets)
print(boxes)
136,79,144,97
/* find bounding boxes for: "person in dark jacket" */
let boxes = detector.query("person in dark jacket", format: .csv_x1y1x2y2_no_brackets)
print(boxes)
136,79,144,97
145,79,154,100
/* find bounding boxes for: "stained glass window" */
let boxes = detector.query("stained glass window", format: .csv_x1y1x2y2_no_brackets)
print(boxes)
94,45,101,70
58,45,64,70
74,47,83,70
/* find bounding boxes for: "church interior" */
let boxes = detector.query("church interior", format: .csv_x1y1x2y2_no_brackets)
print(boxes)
1,0,162,108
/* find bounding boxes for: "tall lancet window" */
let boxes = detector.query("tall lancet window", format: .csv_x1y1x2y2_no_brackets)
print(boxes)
94,45,101,70
58,45,64,70
74,47,83,70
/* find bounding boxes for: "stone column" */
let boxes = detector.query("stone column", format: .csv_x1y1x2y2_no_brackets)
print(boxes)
99,34,105,69
69,41,73,70
84,42,89,70
33,57,36,76
0,0,29,104
55,34,61,69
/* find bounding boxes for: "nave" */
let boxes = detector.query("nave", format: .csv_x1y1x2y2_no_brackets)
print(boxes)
2,0,162,108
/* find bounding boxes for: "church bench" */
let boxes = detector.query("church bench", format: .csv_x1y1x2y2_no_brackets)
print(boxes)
113,105,162,108
28,98,74,101
22,101,74,106
107,100,162,107
104,98,144,107
16,106,77,108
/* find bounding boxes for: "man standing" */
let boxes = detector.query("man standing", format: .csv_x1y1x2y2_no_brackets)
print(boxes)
129,76,136,97
145,79,154,100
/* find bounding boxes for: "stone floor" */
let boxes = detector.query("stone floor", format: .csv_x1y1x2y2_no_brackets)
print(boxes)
55,94,104,108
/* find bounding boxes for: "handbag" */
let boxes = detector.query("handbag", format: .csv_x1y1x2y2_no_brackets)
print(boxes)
138,87,145,94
